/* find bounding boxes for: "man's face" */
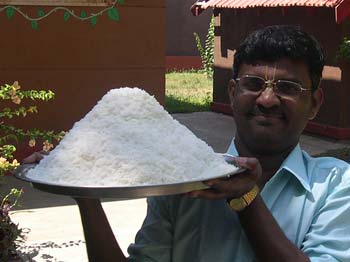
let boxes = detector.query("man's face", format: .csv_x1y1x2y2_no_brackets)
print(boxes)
229,59,323,154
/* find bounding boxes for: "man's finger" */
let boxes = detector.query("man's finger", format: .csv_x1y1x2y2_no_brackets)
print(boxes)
234,157,259,171
22,152,46,164
205,178,255,198
39,150,50,155
232,157,262,182
186,189,227,200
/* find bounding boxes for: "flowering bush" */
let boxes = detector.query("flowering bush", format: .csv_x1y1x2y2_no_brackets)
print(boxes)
0,81,64,175
0,81,64,260
0,188,24,260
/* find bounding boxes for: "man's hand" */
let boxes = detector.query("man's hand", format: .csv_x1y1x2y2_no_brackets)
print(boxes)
187,157,262,200
22,151,49,164
186,156,309,262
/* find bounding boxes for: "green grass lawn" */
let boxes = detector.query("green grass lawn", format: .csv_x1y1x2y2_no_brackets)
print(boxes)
165,70,213,113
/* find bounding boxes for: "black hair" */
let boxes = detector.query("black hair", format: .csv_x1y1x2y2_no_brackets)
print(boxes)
233,25,325,90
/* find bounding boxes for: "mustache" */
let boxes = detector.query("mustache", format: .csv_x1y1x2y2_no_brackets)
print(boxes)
249,106,284,118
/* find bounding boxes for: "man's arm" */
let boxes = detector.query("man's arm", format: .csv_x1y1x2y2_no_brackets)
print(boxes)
238,195,309,262
23,153,126,260
22,152,172,262
74,198,127,262
189,157,309,262
301,172,350,262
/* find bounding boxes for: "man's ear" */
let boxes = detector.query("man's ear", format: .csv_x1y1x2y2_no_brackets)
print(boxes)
309,88,324,120
228,79,236,109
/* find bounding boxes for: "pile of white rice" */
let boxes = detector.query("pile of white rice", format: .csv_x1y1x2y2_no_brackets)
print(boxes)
27,88,237,186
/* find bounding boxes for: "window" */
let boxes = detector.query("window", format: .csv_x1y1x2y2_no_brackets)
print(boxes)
0,0,110,6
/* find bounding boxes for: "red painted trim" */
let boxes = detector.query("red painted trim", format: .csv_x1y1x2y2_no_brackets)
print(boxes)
304,122,350,140
166,56,202,71
211,102,233,115
211,102,350,139
190,4,205,16
335,0,350,23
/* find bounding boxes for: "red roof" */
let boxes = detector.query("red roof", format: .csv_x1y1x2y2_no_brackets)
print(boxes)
191,0,350,22
200,0,344,9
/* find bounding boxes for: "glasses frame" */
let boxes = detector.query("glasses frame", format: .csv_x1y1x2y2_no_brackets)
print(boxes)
234,75,313,98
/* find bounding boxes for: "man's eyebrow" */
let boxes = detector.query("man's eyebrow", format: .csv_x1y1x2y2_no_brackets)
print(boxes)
243,71,303,83
277,77,302,84
273,69,303,83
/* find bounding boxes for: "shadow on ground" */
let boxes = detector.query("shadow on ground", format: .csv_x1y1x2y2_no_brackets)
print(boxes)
166,95,210,113
17,240,85,262
1,175,76,210
1,175,121,210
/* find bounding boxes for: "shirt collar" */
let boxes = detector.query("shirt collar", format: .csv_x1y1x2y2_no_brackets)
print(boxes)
226,139,311,192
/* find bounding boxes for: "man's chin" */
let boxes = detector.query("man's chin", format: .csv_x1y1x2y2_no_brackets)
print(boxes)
252,124,284,137
247,133,289,154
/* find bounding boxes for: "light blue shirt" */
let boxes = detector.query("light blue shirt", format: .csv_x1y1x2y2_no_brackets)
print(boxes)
128,142,350,261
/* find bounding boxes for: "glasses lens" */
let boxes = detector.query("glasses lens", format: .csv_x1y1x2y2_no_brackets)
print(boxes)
275,81,302,97
238,76,265,92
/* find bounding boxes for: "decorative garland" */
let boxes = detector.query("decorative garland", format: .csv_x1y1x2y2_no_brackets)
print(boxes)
0,0,124,29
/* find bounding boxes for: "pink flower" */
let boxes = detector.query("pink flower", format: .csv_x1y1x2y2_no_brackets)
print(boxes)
43,140,54,152
28,139,36,147
9,89,16,97
12,81,21,90
11,159,19,167
11,95,21,105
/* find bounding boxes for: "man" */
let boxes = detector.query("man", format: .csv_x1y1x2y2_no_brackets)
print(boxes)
26,25,350,261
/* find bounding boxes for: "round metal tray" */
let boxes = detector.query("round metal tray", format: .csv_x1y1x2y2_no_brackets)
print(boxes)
14,155,244,199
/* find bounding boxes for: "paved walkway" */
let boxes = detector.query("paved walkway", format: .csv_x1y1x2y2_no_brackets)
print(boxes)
3,112,350,261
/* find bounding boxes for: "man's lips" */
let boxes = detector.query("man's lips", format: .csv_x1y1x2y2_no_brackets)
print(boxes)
248,107,286,121
250,112,284,119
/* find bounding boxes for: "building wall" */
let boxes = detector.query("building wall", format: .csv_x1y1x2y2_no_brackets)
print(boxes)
213,7,349,130
0,0,165,157
166,0,212,56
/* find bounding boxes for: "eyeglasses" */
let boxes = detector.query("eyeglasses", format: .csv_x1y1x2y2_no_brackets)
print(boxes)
235,75,312,98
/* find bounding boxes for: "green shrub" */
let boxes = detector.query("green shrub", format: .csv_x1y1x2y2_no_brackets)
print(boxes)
336,37,350,62
194,15,215,79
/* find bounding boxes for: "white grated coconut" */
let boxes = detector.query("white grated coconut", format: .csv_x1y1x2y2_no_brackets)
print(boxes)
27,88,238,186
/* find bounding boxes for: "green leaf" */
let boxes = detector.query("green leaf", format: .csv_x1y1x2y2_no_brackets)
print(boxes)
90,16,98,26
6,7,15,19
108,7,120,21
31,20,38,30
80,10,87,19
38,8,45,17
63,11,70,22
117,0,125,4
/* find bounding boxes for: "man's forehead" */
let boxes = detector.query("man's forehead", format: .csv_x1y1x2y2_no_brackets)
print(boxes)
238,59,309,78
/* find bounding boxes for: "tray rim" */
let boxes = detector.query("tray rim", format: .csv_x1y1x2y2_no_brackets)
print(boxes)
13,154,244,199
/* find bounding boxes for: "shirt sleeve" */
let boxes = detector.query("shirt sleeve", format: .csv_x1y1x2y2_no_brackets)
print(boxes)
127,196,174,262
301,172,350,262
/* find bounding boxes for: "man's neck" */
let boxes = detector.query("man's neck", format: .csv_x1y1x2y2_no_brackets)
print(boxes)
234,137,295,187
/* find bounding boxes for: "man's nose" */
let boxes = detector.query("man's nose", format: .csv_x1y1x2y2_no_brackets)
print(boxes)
255,86,281,108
